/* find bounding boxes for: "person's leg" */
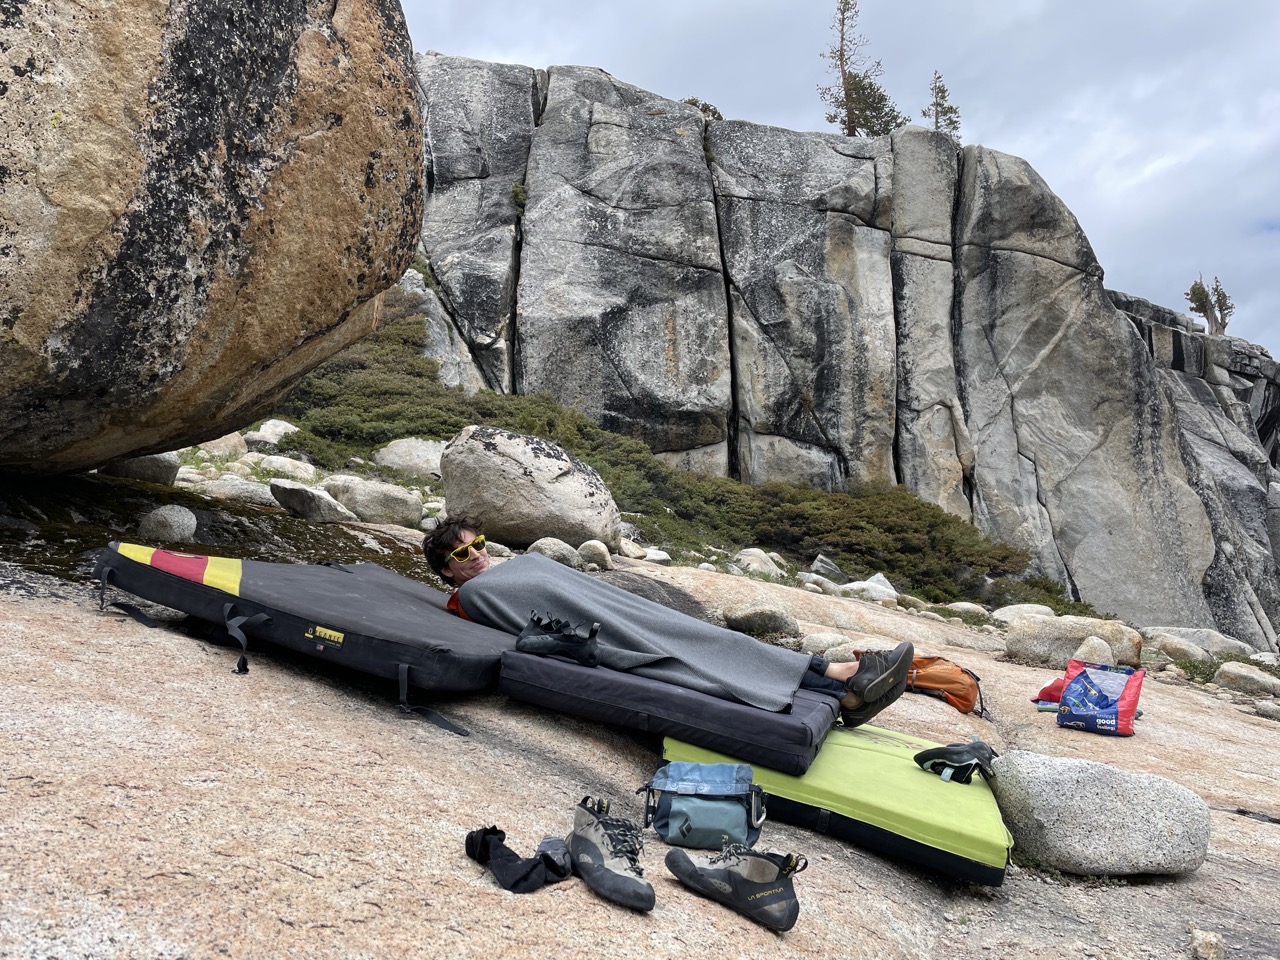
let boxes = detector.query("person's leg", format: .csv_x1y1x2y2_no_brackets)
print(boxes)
798,655,846,698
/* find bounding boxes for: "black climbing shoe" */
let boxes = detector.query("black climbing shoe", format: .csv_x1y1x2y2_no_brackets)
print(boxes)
664,843,808,932
840,641,913,726
565,796,654,912
913,738,999,784
515,610,601,667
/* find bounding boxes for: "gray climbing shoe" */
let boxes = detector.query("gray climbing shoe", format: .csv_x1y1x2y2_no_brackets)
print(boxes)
664,843,807,932
565,796,654,912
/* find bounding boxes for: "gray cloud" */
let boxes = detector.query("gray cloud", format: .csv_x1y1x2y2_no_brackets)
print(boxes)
403,0,1279,353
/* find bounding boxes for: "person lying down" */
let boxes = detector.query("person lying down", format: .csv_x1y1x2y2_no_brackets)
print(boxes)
423,517,912,724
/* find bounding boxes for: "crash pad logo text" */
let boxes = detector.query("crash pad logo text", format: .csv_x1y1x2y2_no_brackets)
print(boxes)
305,625,345,648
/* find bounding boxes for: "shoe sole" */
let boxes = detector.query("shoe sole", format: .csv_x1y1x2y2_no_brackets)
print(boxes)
575,860,656,911
568,831,655,912
664,850,798,932
852,641,913,703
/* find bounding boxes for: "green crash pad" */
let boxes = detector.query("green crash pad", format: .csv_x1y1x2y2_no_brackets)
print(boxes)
664,725,1013,885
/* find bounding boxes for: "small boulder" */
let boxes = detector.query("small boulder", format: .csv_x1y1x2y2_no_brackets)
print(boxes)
799,632,852,655
1213,662,1280,698
618,538,648,560
441,426,621,550
990,751,1209,876
258,455,318,482
795,571,841,595
243,419,300,450
528,537,584,569
270,479,358,523
137,505,197,543
842,577,897,602
733,548,784,578
990,603,1056,623
1072,635,1115,666
1140,626,1256,658
811,554,848,584
945,601,990,617
577,539,614,571
373,437,448,480
1149,636,1212,662
198,433,249,460
1005,615,1143,668
321,475,424,528
191,477,277,507
644,548,671,566
722,603,799,637
100,452,181,486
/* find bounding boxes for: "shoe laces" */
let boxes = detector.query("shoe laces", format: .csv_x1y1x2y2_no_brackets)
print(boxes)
711,842,753,865
713,843,808,877
598,812,646,876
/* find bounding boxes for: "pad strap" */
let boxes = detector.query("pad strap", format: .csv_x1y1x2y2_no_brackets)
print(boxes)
222,603,270,675
398,663,469,736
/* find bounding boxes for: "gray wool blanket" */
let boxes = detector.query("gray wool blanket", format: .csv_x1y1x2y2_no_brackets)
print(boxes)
457,553,811,712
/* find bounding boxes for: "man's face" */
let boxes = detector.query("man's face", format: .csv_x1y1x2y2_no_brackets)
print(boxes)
446,528,489,585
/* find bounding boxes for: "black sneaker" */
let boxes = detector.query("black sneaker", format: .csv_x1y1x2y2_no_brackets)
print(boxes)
516,611,601,667
565,797,654,912
914,739,999,784
840,641,913,727
665,843,807,932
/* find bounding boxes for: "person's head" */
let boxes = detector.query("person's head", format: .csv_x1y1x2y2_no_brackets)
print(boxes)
423,516,489,587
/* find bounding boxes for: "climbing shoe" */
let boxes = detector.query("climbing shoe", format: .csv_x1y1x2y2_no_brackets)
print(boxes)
664,843,807,932
913,738,999,784
516,610,601,667
840,641,913,727
565,796,654,912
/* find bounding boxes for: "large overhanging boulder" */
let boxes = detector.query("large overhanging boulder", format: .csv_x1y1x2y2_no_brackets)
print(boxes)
0,0,424,474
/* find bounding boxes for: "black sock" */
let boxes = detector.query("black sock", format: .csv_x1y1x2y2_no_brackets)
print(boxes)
466,826,549,894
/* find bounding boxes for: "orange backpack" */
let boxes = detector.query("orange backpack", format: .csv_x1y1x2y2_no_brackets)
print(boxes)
904,656,990,718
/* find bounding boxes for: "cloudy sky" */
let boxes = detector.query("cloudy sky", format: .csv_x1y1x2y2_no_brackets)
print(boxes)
400,0,1280,356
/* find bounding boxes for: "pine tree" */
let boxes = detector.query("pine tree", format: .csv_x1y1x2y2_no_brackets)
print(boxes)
817,0,907,138
920,70,961,140
1185,274,1235,336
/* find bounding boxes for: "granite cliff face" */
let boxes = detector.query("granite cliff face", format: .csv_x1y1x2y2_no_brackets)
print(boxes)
406,55,1280,644
0,0,424,473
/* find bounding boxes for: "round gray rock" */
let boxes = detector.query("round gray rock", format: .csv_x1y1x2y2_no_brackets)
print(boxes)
137,505,198,543
527,537,584,570
722,603,799,637
1072,635,1115,665
373,437,448,480
989,750,1209,876
577,540,614,571
1213,661,1280,697
441,426,621,550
